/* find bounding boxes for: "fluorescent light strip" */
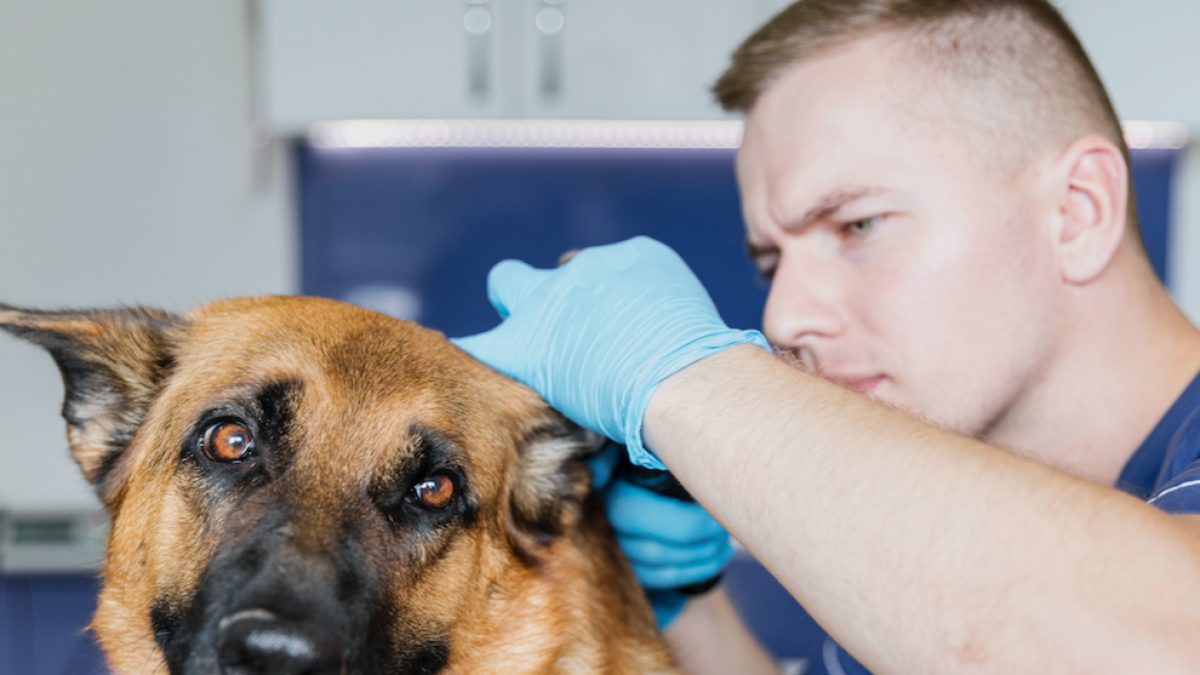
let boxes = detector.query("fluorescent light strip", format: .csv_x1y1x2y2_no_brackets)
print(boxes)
1122,120,1190,150
308,118,1190,151
307,119,743,150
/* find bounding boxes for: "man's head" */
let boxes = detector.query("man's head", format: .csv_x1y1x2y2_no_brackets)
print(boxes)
723,0,1155,448
719,0,1131,190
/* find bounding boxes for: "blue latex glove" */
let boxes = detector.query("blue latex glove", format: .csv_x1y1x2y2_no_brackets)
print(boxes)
604,479,734,589
453,236,769,468
588,444,734,628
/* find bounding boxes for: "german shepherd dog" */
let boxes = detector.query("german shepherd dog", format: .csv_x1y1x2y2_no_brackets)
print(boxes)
0,297,679,675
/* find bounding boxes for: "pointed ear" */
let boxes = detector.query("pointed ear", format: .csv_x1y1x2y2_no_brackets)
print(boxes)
1050,135,1130,284
0,304,180,496
506,413,606,556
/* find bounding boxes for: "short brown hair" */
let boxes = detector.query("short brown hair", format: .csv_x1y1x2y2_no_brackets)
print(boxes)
715,0,1140,233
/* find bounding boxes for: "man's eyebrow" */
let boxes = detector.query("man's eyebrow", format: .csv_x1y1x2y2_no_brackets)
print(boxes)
744,187,889,260
745,239,777,260
780,187,886,235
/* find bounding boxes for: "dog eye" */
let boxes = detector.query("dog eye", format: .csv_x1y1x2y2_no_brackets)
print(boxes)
409,474,454,510
202,421,254,463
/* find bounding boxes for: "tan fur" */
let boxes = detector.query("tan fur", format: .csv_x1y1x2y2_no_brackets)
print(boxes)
1,297,678,675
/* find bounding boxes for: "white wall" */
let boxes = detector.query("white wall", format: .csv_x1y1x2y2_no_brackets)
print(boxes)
0,1,294,511
1062,0,1200,131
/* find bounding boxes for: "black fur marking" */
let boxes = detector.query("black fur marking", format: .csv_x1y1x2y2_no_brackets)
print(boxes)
181,380,303,491
405,640,451,675
371,426,479,533
335,549,365,604
167,508,401,675
254,380,303,476
150,597,182,652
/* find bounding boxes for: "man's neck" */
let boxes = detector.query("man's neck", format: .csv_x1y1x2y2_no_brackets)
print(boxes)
984,255,1200,486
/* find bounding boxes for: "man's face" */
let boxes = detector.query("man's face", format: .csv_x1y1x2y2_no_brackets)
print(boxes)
737,35,1064,440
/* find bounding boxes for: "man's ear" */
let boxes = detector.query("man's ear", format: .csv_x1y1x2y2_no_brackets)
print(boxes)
505,412,606,558
1050,134,1131,284
0,304,180,499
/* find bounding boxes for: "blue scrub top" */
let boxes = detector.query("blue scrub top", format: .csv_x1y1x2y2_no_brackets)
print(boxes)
1115,368,1200,513
827,368,1200,675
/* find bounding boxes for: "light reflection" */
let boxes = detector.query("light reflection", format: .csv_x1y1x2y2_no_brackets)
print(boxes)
1122,121,1190,150
307,119,1188,152
308,119,745,150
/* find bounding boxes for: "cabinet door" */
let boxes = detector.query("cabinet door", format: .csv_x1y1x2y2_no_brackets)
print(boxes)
521,0,759,120
262,0,506,133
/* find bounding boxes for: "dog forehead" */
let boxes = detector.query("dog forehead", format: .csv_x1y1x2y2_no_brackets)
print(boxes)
185,296,426,347
176,296,544,425
182,297,451,375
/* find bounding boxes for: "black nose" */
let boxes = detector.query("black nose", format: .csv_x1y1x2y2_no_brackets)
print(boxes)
218,609,346,675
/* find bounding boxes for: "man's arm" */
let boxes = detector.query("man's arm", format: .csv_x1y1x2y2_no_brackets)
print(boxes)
646,344,1200,674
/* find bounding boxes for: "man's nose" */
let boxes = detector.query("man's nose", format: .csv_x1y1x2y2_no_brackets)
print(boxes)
761,255,846,351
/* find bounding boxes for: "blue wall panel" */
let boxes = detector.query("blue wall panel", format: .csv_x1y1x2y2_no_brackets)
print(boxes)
1130,148,1182,283
0,579,10,675
0,576,106,675
299,146,767,338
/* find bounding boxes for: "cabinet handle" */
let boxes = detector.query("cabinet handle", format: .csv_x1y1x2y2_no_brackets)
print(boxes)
536,4,564,101
464,4,493,100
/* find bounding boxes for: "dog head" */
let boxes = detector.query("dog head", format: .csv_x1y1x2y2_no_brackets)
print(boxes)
0,296,630,675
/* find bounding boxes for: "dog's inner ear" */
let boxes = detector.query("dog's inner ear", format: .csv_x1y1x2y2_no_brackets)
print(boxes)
507,415,606,550
0,304,180,492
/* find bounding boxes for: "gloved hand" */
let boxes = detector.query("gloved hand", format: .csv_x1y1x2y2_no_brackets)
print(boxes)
453,236,769,469
606,478,735,627
589,444,735,629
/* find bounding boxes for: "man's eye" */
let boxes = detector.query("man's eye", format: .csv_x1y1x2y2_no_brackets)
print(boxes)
753,254,779,282
843,216,880,237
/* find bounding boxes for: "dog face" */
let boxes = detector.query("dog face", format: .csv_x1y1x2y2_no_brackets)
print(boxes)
0,297,653,675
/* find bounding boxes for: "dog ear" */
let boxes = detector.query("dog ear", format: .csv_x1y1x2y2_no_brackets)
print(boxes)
506,414,606,553
0,304,180,494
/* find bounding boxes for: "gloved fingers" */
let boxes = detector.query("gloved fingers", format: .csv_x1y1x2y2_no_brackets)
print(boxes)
486,259,556,320
626,542,734,589
615,532,731,568
590,235,652,272
568,236,684,279
604,479,728,543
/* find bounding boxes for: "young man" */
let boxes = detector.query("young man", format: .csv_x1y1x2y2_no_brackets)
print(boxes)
456,0,1200,672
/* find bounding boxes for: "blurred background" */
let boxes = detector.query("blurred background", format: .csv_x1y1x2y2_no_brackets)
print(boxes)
0,1,1196,673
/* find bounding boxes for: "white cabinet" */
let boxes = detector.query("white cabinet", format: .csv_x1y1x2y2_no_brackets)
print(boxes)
259,0,785,133
518,0,759,120
261,0,506,130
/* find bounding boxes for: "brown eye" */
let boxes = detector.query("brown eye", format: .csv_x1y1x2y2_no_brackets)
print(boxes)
202,421,254,462
411,474,455,510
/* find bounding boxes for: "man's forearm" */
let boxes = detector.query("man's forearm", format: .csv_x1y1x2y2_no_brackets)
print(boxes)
645,345,1200,674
